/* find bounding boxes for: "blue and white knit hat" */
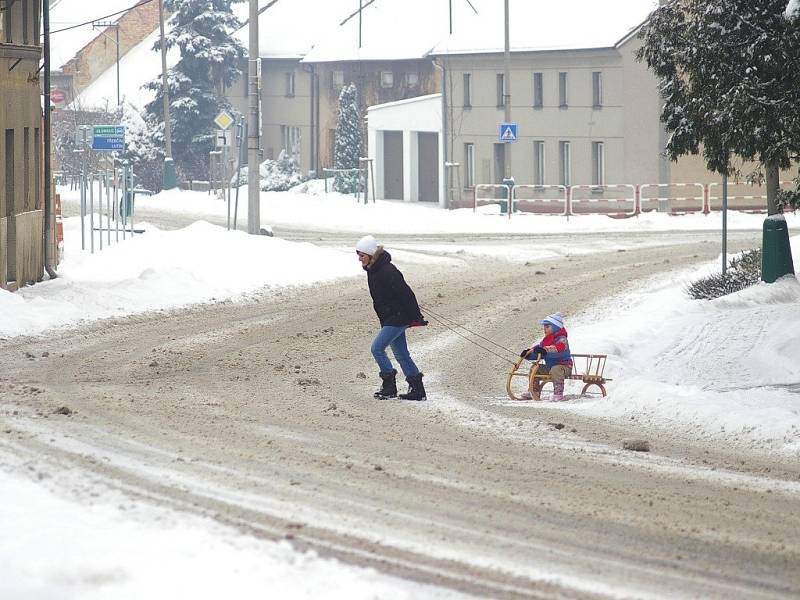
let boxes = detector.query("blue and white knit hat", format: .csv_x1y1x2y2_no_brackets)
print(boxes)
541,312,564,330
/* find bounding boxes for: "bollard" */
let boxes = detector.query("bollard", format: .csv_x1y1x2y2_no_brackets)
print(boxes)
761,214,795,283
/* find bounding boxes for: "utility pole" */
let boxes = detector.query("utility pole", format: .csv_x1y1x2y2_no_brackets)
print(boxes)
158,0,177,189
503,0,512,181
247,0,261,234
92,22,120,106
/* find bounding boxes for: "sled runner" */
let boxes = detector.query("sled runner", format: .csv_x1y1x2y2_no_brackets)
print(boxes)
506,353,611,401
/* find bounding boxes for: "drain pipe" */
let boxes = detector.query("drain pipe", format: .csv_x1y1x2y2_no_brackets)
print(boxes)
43,0,57,279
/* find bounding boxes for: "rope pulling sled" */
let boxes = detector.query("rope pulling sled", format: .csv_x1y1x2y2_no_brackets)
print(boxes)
420,305,611,401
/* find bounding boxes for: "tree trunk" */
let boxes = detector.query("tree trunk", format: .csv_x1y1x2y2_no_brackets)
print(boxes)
765,162,780,215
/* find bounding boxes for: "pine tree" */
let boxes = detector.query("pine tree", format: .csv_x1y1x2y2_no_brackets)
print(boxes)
637,0,800,213
145,0,245,179
333,83,363,194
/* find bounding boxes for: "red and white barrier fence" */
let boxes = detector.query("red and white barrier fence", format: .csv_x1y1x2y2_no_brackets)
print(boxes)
471,180,794,218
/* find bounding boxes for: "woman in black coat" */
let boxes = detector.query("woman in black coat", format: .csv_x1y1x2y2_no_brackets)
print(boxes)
356,235,426,401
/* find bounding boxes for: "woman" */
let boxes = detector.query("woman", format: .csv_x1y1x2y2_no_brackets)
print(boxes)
356,235,427,401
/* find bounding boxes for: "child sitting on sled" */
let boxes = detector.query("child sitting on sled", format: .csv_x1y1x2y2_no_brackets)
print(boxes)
519,312,573,401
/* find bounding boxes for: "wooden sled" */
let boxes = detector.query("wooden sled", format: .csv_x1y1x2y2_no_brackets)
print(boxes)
506,353,611,401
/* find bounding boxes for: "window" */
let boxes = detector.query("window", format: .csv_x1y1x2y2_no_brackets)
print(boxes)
380,71,394,88
5,130,14,216
405,72,419,87
558,141,571,186
285,71,295,97
331,70,344,89
496,73,505,107
22,0,28,44
3,2,11,43
463,73,472,108
592,71,603,107
464,143,475,188
532,72,543,108
558,72,568,108
280,125,301,161
23,127,30,209
533,141,545,185
592,141,605,186
34,128,40,208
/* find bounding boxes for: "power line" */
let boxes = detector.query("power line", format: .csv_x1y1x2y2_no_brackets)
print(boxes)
47,0,156,35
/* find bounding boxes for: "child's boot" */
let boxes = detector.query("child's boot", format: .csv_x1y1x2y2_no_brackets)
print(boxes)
552,382,565,402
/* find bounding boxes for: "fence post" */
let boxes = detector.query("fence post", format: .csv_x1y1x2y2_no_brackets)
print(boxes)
634,184,641,216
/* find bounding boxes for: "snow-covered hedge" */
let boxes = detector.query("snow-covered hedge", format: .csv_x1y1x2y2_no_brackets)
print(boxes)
231,151,307,191
686,249,761,300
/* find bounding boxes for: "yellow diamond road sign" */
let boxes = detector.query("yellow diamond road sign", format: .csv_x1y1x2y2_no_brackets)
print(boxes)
214,111,234,130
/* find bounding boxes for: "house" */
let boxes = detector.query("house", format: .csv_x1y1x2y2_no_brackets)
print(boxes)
428,0,788,210
49,0,161,107
237,0,480,176
0,0,51,289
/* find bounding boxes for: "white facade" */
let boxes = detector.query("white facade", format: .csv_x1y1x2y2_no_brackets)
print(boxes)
367,94,445,206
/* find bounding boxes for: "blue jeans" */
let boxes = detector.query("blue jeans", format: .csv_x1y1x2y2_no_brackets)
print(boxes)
371,325,420,377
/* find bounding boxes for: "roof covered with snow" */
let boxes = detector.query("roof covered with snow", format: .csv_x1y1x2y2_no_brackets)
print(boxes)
302,0,488,63
73,26,179,111
431,0,658,56
233,0,356,59
49,0,135,70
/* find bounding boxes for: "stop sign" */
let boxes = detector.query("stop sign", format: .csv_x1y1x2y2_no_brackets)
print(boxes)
50,88,66,104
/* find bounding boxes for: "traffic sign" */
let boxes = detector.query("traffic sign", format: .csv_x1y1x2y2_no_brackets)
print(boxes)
214,111,234,130
216,129,232,147
92,137,125,151
499,123,518,143
50,88,66,104
92,125,125,151
94,126,125,137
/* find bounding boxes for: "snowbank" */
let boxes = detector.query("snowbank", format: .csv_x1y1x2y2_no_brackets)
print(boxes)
0,218,355,338
562,237,800,456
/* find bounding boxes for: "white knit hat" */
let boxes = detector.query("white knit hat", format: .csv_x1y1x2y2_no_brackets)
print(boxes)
356,235,379,256
541,312,564,330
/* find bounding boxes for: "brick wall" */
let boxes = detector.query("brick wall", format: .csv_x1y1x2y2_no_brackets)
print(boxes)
61,2,161,96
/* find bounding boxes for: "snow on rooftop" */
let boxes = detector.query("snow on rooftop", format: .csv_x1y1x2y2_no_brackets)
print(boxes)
74,25,179,111
234,0,356,59
49,0,135,70
432,0,658,56
302,0,488,63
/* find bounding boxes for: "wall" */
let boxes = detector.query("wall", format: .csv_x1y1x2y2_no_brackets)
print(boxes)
1,0,45,289
441,48,628,199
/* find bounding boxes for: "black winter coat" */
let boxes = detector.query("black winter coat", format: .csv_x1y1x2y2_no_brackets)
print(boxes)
364,249,423,327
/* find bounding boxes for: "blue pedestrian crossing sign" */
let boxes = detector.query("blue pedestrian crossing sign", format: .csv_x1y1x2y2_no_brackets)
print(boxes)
499,122,518,143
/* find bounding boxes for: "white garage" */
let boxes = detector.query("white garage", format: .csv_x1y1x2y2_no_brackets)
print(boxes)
367,94,444,206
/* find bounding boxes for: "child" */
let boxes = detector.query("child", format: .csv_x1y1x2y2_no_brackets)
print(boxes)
519,312,573,401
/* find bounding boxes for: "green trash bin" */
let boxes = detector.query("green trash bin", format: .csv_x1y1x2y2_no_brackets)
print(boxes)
499,200,517,214
761,215,795,283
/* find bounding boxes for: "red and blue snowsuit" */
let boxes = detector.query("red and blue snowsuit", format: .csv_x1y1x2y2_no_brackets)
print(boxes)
535,327,572,368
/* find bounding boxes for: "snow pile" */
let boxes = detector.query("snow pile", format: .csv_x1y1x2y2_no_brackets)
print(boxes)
0,467,460,600
567,237,800,455
786,0,800,18
0,218,355,338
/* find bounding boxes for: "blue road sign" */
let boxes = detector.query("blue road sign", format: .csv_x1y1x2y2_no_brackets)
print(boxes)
92,137,125,151
92,125,125,151
499,122,518,143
